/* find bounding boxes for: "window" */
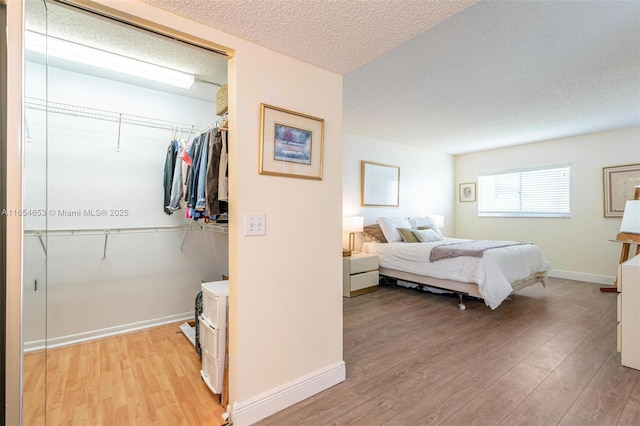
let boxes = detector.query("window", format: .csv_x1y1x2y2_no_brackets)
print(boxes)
478,164,570,217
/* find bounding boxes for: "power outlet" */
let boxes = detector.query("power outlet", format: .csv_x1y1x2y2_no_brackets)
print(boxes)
244,213,266,236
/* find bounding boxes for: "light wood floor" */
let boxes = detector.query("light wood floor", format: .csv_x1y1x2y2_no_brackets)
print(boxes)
258,278,640,425
23,323,226,426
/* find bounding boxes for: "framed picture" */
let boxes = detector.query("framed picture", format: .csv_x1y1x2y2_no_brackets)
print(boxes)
603,163,640,217
259,103,324,180
361,161,400,207
459,182,476,202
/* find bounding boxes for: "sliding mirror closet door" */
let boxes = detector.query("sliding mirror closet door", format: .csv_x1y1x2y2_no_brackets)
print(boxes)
23,0,230,422
23,0,49,423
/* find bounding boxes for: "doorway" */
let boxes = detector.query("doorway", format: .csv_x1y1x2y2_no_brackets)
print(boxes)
23,0,230,422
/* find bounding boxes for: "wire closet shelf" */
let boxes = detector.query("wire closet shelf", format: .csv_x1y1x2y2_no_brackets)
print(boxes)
25,97,200,132
25,223,228,259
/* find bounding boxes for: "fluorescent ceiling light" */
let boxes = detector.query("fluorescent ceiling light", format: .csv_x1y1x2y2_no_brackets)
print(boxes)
25,31,195,89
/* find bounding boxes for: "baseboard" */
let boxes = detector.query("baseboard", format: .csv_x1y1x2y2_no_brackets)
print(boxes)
23,312,193,352
231,360,346,426
548,269,615,285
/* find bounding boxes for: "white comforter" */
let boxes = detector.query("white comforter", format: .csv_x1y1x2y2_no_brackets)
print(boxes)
361,238,550,309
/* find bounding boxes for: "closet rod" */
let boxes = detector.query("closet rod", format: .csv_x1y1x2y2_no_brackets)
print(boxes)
25,223,227,258
24,223,228,237
24,97,200,132
206,112,228,132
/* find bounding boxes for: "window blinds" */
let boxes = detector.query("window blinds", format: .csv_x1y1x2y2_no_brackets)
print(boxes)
478,164,571,217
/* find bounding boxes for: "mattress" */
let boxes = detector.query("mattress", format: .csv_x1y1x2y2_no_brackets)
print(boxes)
361,238,551,309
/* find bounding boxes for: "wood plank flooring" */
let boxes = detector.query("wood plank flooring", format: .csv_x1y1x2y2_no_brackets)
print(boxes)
22,278,639,425
23,323,226,426
258,278,640,426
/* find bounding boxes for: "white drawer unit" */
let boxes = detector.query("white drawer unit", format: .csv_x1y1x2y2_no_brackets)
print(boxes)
202,280,228,328
619,255,640,370
200,280,229,394
343,253,379,297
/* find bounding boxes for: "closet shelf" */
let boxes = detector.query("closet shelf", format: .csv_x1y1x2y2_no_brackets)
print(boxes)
25,97,200,132
25,223,227,259
24,223,228,236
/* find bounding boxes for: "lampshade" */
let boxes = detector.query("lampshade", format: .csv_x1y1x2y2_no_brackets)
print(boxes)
343,216,364,233
428,214,445,228
620,200,640,234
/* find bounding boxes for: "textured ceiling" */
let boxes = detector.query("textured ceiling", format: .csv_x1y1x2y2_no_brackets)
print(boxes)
344,0,640,154
142,0,478,75
142,0,640,155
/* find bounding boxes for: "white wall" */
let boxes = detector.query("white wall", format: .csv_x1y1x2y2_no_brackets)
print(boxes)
230,41,344,423
455,126,640,283
75,2,345,424
343,132,455,248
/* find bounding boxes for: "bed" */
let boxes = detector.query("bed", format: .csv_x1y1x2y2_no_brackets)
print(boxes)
360,217,551,310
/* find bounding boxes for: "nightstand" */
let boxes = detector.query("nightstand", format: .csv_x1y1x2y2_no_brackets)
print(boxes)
343,253,379,297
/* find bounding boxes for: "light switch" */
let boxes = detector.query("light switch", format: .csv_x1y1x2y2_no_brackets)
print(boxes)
244,213,266,236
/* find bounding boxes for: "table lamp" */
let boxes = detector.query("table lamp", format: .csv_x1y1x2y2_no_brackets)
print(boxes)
343,216,364,256
428,214,445,229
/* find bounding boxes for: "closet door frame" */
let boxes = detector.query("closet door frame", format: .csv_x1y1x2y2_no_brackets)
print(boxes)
0,0,7,417
55,0,232,58
3,0,25,423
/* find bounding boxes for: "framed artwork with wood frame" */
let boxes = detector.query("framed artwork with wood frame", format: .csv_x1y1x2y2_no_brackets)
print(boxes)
361,161,400,207
603,163,640,217
259,103,324,180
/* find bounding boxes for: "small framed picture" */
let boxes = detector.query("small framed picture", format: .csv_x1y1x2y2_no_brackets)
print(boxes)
259,103,324,180
459,182,476,202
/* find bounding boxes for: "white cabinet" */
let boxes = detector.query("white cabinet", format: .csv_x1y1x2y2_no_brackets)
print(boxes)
343,253,379,297
618,255,640,370
200,280,229,394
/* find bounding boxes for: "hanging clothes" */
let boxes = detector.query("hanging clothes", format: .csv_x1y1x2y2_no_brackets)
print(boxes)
218,129,229,203
167,116,228,222
182,135,198,218
195,130,212,212
187,132,206,215
205,129,222,217
167,138,186,213
163,139,179,215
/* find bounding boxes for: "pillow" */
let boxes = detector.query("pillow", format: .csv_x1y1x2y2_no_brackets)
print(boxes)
397,227,420,243
377,217,412,243
408,216,444,238
362,224,388,243
413,228,443,243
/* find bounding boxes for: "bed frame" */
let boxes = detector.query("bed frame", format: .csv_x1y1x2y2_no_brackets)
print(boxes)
378,267,548,310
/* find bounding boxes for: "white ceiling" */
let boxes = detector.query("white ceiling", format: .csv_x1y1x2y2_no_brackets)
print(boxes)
142,0,478,75
141,0,640,155
344,1,640,154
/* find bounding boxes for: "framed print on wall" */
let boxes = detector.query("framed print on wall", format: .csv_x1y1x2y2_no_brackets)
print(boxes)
459,182,476,202
603,163,640,217
361,161,400,207
259,103,324,180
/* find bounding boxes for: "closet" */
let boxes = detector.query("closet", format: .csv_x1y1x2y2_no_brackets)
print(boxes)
22,0,230,423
